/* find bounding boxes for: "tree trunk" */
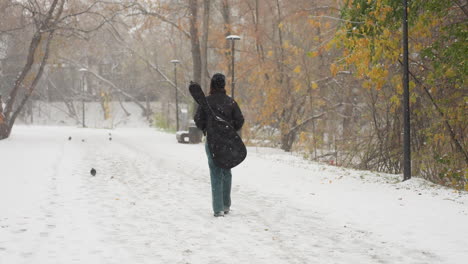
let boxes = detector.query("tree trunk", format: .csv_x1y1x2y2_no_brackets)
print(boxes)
254,0,265,61
201,0,211,93
189,0,202,84
0,95,6,139
281,131,297,152
0,123,8,140
8,31,55,135
221,0,232,79
2,31,43,124
275,0,285,84
342,86,357,140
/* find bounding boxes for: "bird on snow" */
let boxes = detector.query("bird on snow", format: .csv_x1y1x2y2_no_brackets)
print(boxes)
90,168,96,176
109,137,112,141
68,136,72,141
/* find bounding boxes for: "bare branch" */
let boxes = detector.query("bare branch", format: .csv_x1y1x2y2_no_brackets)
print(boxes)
105,28,189,97
131,3,191,39
308,15,364,24
453,0,468,18
60,57,150,116
288,103,343,135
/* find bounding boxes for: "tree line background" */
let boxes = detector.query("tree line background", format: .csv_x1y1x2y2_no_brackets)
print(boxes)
0,0,466,189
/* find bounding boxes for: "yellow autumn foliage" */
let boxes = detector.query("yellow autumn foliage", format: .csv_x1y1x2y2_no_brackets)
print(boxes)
293,65,301,74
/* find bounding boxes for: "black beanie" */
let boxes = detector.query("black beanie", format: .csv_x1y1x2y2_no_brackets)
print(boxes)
209,73,226,95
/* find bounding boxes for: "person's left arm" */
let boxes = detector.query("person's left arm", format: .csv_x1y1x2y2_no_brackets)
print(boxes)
194,104,207,135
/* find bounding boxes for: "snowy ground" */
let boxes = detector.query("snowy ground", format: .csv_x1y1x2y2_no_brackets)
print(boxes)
1,126,467,264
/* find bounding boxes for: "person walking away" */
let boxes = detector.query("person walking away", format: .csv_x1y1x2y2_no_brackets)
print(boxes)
194,73,244,217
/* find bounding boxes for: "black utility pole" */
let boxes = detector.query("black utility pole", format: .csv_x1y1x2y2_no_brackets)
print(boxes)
226,35,241,99
78,68,88,128
171,60,180,131
81,71,86,128
231,40,235,99
402,0,411,181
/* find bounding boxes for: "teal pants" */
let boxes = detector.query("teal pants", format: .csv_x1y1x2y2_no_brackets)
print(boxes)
205,143,232,213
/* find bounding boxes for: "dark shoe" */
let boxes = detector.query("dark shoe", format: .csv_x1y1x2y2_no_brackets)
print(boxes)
214,212,224,217
224,208,230,215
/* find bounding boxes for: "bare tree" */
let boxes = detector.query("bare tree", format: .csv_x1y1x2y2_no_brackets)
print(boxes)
0,0,136,139
0,0,64,139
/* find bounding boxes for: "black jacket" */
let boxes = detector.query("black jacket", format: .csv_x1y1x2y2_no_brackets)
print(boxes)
194,91,244,135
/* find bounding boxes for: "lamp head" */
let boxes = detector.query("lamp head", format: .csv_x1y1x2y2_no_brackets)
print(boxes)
226,35,241,40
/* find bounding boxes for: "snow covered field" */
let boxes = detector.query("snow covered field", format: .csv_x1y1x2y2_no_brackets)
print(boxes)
1,126,467,264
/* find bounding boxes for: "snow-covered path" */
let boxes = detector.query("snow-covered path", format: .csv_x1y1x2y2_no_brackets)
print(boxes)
1,126,467,264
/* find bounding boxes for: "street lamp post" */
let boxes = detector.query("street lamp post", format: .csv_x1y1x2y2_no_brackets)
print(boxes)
78,68,87,128
402,0,411,181
171,60,180,131
226,35,241,99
